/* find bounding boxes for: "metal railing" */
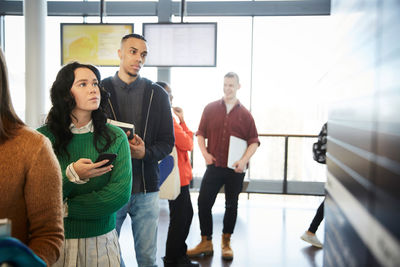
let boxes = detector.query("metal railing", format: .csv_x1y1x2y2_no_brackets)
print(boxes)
258,133,318,194
191,133,325,196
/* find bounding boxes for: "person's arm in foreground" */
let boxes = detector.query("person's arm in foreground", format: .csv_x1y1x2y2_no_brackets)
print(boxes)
26,136,64,266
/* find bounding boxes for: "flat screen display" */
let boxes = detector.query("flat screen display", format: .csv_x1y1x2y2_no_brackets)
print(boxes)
61,23,133,66
143,23,217,67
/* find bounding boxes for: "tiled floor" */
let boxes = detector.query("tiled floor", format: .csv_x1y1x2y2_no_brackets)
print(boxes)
119,193,325,267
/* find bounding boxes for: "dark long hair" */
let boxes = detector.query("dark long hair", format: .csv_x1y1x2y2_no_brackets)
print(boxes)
46,62,114,157
0,49,24,144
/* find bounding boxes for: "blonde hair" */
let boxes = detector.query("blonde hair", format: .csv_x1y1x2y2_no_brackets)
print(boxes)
224,72,239,83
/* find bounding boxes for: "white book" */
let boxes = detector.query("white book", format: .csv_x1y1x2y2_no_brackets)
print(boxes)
107,119,135,139
227,136,248,171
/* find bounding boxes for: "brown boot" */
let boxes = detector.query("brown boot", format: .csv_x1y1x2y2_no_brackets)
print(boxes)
221,233,233,260
187,236,214,257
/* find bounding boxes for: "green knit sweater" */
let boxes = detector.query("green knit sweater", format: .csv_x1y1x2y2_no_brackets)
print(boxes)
37,124,132,239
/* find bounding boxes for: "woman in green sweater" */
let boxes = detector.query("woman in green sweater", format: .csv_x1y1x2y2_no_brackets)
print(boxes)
37,62,132,267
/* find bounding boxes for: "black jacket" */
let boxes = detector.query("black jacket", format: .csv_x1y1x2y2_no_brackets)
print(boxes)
102,76,174,193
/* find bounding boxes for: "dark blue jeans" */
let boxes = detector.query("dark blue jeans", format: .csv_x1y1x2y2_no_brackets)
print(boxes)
198,165,245,237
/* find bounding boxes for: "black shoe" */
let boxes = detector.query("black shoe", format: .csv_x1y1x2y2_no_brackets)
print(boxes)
163,256,176,267
163,256,199,267
163,256,175,267
177,255,199,267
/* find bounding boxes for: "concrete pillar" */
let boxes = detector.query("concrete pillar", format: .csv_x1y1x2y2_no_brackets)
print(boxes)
24,0,46,128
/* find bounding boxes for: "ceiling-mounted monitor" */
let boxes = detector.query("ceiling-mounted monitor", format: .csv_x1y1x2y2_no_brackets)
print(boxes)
61,23,133,66
143,23,217,67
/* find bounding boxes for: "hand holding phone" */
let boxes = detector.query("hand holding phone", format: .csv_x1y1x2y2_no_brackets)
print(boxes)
95,153,117,167
73,156,116,180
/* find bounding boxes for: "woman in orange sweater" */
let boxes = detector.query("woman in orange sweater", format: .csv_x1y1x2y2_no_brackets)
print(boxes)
0,49,64,266
156,82,198,267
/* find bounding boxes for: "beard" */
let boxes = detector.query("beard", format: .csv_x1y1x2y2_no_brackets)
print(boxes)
127,72,138,77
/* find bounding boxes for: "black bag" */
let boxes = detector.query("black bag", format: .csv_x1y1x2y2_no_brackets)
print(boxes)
312,123,327,164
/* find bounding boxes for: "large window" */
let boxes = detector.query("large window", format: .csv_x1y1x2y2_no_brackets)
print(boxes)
166,15,332,183
4,12,333,192
252,16,332,134
250,16,332,184
4,16,25,121
168,16,253,178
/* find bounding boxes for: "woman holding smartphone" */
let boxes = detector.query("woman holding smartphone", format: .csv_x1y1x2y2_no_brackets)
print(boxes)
37,62,132,266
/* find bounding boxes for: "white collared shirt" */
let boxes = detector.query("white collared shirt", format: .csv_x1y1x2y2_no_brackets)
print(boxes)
69,120,94,134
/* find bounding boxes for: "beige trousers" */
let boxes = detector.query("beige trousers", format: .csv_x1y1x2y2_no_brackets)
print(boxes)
52,229,120,267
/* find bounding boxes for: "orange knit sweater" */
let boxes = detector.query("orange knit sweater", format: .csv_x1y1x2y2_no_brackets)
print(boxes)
0,126,64,266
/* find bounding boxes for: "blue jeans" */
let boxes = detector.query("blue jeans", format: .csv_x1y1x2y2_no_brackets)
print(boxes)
116,192,159,267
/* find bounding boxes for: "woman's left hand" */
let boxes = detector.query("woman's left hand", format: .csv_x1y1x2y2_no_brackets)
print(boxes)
73,158,113,179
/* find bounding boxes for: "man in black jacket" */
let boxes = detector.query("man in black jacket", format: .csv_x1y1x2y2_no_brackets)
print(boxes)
102,33,174,267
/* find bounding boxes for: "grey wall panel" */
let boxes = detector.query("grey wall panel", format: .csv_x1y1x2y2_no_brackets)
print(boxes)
373,91,400,240
380,1,400,60
329,139,373,183
323,0,400,266
324,195,372,267
374,0,400,244
376,131,400,164
327,157,371,210
328,122,374,159
374,162,400,198
373,179,400,239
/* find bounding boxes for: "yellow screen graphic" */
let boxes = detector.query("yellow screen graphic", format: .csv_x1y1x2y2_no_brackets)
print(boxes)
62,24,133,66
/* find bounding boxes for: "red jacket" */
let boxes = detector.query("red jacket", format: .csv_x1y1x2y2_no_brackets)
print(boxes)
173,117,193,186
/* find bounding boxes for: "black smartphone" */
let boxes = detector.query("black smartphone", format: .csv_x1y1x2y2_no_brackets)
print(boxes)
95,153,117,167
